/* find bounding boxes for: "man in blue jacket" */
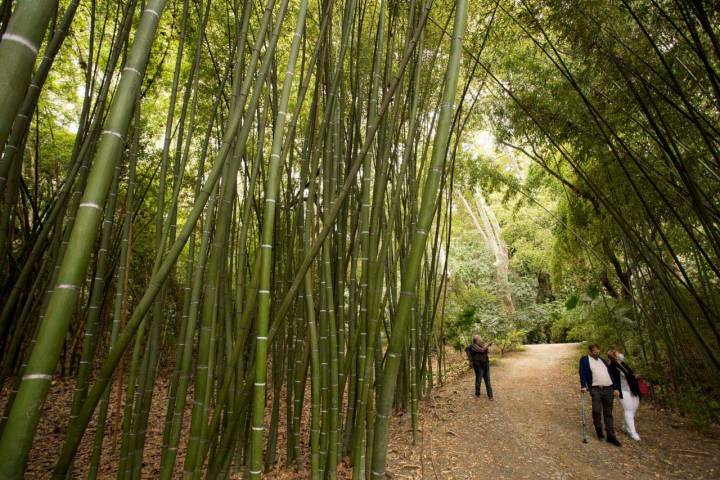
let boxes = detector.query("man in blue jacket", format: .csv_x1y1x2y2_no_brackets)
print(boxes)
579,343,622,446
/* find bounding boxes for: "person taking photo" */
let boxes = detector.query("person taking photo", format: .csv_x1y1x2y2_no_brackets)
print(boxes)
466,335,494,400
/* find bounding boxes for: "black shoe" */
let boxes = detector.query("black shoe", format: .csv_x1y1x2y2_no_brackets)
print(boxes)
595,429,604,440
607,435,622,447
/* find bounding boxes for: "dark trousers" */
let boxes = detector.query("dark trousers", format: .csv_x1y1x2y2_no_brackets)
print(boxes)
590,386,615,436
472,363,493,398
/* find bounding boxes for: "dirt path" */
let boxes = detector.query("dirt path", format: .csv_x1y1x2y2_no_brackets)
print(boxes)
385,343,720,479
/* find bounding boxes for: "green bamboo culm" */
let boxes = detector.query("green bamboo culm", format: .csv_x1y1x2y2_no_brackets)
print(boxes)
0,0,79,198
370,0,469,476
0,2,167,478
247,0,310,474
52,20,261,478
0,0,58,152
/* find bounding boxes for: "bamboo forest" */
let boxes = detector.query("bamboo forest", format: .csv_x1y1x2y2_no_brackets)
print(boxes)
0,0,719,478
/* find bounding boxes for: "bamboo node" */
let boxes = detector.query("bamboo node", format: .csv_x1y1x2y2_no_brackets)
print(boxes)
143,8,160,19
22,373,52,381
79,202,102,211
1,33,38,55
101,129,124,140
123,66,142,77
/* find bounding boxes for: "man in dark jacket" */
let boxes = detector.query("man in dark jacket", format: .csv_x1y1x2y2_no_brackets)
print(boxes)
579,343,622,446
466,335,493,399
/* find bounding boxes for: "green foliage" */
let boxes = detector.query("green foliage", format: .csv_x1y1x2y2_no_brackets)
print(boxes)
2,0,719,473
548,290,720,423
443,189,564,354
453,0,720,423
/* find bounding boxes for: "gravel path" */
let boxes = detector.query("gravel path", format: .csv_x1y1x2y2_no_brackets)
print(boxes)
385,343,720,479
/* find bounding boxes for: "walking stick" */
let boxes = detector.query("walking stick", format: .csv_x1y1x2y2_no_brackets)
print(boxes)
580,392,589,443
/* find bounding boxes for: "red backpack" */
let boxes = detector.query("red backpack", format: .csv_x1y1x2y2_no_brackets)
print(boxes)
637,377,650,397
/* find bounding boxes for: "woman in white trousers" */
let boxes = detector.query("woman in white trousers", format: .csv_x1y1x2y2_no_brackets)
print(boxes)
608,350,641,441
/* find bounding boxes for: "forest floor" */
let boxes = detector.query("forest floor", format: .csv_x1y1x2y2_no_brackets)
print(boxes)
383,343,720,479
4,343,720,479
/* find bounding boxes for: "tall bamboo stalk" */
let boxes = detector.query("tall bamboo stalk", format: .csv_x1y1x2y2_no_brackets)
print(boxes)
0,0,58,152
246,0,309,472
370,0,468,475
0,2,167,477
